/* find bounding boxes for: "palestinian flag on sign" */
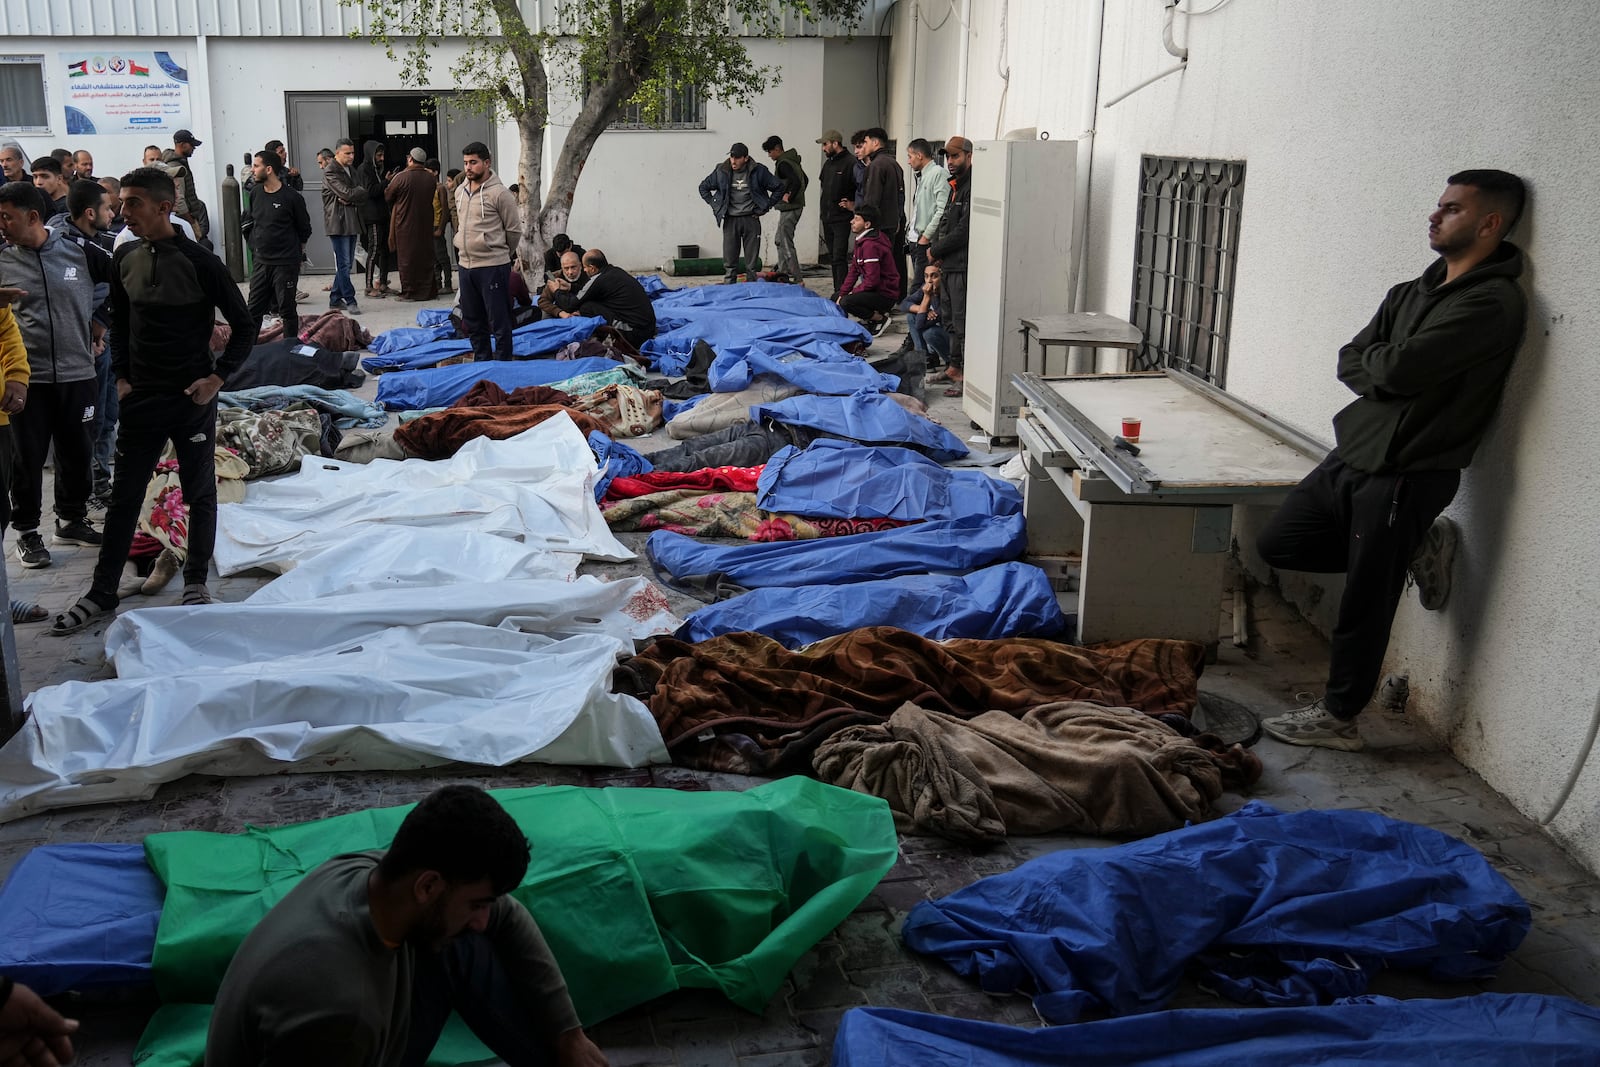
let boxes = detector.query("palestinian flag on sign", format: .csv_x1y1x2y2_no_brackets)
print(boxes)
129,61,149,76
67,59,88,77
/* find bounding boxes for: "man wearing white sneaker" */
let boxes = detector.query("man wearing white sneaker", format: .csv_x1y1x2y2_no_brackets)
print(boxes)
1256,170,1528,751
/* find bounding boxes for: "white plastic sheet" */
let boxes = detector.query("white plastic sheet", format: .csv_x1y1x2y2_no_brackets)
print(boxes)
245,528,583,604
0,626,668,822
215,413,632,574
106,576,680,678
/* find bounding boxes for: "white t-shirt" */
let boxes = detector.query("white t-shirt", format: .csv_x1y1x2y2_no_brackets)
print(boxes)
112,217,196,250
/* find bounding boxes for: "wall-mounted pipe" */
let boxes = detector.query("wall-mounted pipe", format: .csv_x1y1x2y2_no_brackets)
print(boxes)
954,0,972,133
1542,687,1600,825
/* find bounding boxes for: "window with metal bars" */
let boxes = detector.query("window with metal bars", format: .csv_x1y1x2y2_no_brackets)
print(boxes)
1128,156,1245,387
606,79,706,131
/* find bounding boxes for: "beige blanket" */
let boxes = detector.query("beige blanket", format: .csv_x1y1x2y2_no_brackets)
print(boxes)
813,701,1258,843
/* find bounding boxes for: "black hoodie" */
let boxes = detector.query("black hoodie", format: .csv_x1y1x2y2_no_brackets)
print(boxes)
353,140,388,223
1332,242,1528,474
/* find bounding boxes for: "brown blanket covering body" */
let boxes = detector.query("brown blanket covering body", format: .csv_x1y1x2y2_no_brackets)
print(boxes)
617,626,1207,774
813,700,1257,843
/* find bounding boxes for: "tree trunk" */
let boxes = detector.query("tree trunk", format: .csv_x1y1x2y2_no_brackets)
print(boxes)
515,109,551,277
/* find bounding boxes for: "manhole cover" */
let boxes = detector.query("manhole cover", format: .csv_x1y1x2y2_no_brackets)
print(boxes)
1195,691,1261,748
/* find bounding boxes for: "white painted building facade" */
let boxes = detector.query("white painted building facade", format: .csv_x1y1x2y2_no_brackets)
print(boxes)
0,0,890,269
884,0,1600,868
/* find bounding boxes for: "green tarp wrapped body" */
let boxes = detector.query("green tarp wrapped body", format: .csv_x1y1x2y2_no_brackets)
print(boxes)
134,778,896,1066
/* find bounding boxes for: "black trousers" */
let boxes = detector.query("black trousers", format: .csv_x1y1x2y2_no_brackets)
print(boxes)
823,218,852,295
891,221,909,300
458,262,516,359
578,301,656,343
938,270,968,370
1256,454,1460,718
721,215,761,282
401,931,555,1067
840,291,894,322
247,261,302,337
362,219,391,285
9,378,95,532
91,391,218,599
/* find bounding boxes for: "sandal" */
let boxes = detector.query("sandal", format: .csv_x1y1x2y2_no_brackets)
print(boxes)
943,383,965,398
926,369,952,384
10,599,48,624
181,583,215,606
49,595,114,636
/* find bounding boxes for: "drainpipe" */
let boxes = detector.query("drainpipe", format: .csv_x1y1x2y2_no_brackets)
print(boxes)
954,0,972,134
192,33,218,236
1068,0,1108,348
905,0,920,145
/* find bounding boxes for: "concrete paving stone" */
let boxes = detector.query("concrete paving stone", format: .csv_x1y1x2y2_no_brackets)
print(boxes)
786,943,869,1012
833,910,906,972
926,990,1041,1027
866,876,934,914
854,965,936,1012
791,1007,851,1056
1517,948,1600,1000
729,1010,821,1058
1479,956,1582,998
737,1050,826,1067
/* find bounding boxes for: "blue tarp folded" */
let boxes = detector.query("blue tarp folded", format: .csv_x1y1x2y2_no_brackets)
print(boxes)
661,394,706,423
374,355,623,411
368,324,454,356
902,802,1531,1023
708,342,900,395
675,561,1066,647
752,393,969,462
833,995,1600,1067
637,274,675,298
648,514,1027,598
0,843,163,994
416,307,454,327
644,317,872,375
589,430,653,501
363,316,604,373
757,439,1022,521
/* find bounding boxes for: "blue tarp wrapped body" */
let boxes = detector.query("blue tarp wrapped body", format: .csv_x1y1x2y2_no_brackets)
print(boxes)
653,280,842,311
362,316,603,373
675,561,1066,647
752,393,969,462
648,514,1027,598
374,355,623,411
708,342,900,395
758,439,1022,521
416,307,454,327
644,316,872,375
636,274,675,297
832,995,1600,1067
0,843,164,994
902,802,1531,1023
589,430,653,501
367,323,454,356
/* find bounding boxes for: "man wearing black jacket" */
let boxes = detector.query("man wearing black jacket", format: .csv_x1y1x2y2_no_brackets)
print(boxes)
1257,170,1528,752
245,150,312,337
927,136,972,397
816,130,855,297
860,129,907,299
552,249,656,341
354,140,392,298
50,166,256,634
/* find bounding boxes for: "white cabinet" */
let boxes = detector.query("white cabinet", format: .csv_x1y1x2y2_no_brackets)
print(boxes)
960,139,1080,437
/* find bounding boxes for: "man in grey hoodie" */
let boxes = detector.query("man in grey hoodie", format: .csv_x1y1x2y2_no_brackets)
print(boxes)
0,181,110,569
762,136,808,283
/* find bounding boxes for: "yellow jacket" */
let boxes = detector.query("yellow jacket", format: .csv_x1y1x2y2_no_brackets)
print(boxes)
0,306,30,428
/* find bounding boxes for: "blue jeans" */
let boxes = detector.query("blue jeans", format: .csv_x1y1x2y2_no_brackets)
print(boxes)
328,234,357,307
908,310,950,364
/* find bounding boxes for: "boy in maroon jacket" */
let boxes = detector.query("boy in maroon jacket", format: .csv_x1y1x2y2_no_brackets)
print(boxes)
836,205,901,336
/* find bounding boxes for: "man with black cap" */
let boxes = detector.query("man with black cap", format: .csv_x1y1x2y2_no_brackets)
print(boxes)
697,142,783,284
163,129,209,241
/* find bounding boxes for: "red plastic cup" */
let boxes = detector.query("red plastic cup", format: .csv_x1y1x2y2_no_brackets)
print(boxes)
1121,416,1141,444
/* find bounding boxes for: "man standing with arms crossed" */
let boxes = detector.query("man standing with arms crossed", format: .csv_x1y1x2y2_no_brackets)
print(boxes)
453,142,520,361
926,136,971,398
50,166,256,633
1257,170,1528,752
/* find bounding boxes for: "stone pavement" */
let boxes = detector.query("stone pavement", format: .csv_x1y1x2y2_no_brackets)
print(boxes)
1,272,1597,1065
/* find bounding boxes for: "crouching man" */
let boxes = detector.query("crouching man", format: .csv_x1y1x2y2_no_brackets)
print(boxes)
206,784,608,1067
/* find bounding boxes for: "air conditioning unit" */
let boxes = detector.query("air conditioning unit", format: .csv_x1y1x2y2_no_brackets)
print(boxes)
961,139,1080,438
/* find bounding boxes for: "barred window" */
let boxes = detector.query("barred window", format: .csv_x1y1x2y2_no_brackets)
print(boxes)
610,80,706,131
0,55,50,133
1128,156,1245,387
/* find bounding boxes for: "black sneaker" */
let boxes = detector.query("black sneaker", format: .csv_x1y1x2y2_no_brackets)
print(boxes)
870,316,892,338
54,518,103,547
14,530,50,569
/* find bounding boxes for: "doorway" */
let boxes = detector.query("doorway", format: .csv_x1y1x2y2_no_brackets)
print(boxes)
285,91,494,274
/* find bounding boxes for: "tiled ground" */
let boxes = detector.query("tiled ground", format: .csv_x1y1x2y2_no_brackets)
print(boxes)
1,271,1595,1065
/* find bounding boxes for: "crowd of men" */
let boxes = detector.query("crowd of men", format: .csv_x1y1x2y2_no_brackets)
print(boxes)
699,128,972,399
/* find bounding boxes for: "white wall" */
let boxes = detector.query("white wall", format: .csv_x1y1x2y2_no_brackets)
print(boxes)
890,0,1600,870
5,33,876,271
